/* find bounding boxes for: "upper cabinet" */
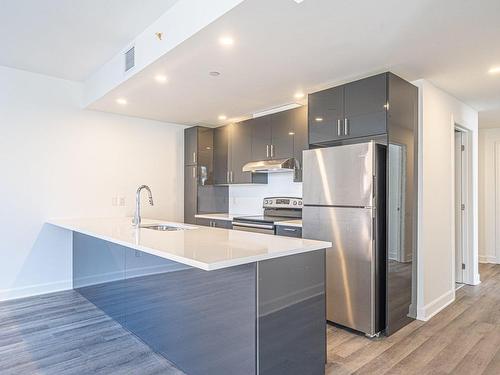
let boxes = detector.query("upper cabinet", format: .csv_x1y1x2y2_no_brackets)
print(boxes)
251,107,305,161
184,127,214,185
213,122,267,185
184,127,198,165
343,73,387,138
250,116,272,161
308,86,344,144
308,73,389,145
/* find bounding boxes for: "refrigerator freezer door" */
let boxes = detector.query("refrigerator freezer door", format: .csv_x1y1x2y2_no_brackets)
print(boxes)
302,205,376,335
303,143,374,207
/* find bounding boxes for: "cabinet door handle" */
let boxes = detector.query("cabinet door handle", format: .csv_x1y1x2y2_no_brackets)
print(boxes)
193,152,197,164
227,171,230,184
344,118,349,136
192,166,196,178
230,171,233,183
337,119,342,136
283,228,297,232
266,145,270,158
270,144,274,158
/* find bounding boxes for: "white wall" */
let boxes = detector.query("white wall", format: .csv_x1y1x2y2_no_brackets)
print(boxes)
229,172,302,215
413,79,479,321
0,66,186,301
478,127,500,264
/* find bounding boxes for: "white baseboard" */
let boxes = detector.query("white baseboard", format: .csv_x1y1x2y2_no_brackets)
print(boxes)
416,289,455,321
0,280,72,302
479,255,498,264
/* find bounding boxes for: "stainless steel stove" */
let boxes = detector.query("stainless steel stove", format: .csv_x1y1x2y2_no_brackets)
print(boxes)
232,197,302,235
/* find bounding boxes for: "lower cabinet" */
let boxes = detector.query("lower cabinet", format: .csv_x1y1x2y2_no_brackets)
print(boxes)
276,225,302,238
196,217,233,229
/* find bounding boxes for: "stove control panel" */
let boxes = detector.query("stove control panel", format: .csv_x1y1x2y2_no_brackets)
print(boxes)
263,197,302,209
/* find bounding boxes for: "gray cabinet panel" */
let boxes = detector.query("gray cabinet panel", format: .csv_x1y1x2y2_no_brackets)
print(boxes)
184,127,198,165
213,125,229,184
308,86,344,144
231,121,253,184
344,73,387,138
184,165,197,224
276,225,302,238
251,116,272,161
292,106,308,182
213,219,232,229
197,127,214,185
270,110,294,159
195,218,232,229
197,186,229,214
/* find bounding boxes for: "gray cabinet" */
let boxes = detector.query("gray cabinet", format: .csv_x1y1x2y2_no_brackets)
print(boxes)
308,86,344,144
184,127,229,224
214,123,267,185
185,127,198,165
251,108,303,161
184,165,198,224
251,117,272,161
196,218,233,229
269,110,295,160
308,73,388,145
276,225,302,238
290,106,308,182
231,121,254,184
343,73,387,138
214,126,229,185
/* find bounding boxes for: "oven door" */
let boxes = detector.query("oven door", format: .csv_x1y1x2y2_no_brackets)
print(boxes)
232,221,275,235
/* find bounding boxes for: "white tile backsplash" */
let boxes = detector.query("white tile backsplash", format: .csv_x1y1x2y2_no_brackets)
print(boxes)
229,172,302,215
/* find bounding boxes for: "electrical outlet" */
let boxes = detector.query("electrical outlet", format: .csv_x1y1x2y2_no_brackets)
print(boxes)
135,250,142,257
119,197,126,206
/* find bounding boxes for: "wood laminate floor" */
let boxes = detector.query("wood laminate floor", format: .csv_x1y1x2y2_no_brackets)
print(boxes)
0,264,498,375
326,263,500,375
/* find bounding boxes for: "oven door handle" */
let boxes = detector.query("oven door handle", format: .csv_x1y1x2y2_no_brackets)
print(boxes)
232,222,274,230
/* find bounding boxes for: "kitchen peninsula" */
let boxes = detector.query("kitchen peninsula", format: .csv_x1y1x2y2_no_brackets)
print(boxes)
49,217,330,375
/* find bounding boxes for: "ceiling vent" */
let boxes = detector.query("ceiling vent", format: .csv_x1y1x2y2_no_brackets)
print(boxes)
124,47,135,72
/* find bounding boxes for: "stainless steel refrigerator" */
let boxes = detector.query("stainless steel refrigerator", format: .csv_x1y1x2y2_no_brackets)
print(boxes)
302,141,386,337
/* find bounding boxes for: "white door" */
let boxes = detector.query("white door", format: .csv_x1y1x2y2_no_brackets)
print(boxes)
455,131,465,283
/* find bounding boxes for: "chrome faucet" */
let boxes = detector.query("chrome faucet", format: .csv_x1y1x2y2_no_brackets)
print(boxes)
133,185,154,227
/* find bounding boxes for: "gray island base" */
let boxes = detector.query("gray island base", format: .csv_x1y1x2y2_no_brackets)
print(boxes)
73,233,326,375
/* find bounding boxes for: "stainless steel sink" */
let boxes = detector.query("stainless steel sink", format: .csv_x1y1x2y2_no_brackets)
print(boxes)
140,224,183,231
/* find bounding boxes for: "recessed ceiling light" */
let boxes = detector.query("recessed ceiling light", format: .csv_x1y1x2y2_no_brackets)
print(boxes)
218,115,227,121
116,98,127,105
288,132,295,135
294,0,305,3
209,71,221,77
294,92,305,99
489,66,500,74
219,36,234,46
155,75,168,83
315,117,323,122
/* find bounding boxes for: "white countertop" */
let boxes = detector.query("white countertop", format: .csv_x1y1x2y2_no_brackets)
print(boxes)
48,217,330,271
194,213,234,221
275,220,302,228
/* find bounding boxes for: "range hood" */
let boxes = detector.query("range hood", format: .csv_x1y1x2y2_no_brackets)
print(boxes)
242,158,298,173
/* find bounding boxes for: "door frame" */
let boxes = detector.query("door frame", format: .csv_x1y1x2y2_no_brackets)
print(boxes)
494,142,500,264
453,124,474,285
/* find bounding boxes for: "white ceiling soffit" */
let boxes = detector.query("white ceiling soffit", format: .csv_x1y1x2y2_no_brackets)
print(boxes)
83,0,245,107
86,0,500,127
0,0,182,81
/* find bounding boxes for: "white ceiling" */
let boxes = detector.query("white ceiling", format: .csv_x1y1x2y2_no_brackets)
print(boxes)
87,0,500,127
0,0,181,81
